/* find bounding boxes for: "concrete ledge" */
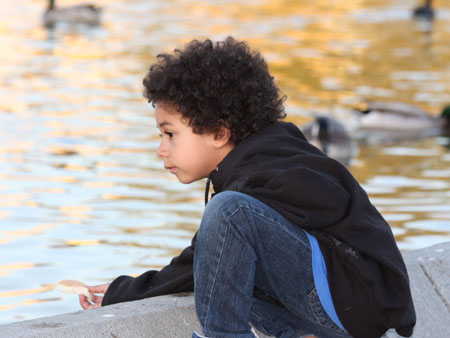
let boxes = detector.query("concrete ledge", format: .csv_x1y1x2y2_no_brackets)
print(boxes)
1,242,450,338
385,241,450,338
0,293,202,338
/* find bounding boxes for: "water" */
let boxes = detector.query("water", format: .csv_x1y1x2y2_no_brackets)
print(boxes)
1,0,449,324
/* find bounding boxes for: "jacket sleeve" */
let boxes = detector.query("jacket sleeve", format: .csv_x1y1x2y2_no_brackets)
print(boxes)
102,234,196,306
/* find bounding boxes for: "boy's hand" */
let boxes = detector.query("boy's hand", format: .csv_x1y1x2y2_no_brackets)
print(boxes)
79,283,110,310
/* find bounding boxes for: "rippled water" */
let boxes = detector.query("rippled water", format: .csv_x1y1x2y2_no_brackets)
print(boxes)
1,0,449,324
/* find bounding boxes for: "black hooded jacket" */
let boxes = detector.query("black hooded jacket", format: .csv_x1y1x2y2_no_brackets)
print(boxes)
102,121,415,338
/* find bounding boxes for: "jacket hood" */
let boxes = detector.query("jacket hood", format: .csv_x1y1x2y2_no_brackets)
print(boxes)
210,121,416,338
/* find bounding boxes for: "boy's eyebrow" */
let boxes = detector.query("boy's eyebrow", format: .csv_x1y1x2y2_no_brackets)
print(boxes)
158,121,172,128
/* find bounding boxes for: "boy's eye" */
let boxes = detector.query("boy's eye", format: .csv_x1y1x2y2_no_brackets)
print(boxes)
157,131,174,138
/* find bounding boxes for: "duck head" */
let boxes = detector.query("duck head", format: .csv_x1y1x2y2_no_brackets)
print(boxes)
413,0,434,20
441,105,450,129
354,102,371,115
316,117,330,154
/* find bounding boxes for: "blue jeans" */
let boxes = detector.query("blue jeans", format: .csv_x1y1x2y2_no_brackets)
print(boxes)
193,191,351,338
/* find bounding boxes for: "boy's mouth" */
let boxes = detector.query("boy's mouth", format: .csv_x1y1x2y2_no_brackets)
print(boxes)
165,166,177,174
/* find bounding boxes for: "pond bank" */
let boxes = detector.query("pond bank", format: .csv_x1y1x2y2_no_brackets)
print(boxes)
1,241,449,338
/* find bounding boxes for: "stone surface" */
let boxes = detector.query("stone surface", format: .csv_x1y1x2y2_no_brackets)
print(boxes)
0,293,202,338
384,241,450,338
1,242,450,338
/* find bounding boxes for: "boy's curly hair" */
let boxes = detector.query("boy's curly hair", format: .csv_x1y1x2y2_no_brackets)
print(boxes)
143,37,286,145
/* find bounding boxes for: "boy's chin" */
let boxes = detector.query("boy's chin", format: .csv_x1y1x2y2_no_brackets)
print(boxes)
176,175,204,184
175,175,194,184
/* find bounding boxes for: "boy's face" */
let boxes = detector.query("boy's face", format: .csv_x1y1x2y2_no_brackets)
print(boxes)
155,103,233,184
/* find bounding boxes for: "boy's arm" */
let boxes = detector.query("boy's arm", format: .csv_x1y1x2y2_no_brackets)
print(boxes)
102,234,196,306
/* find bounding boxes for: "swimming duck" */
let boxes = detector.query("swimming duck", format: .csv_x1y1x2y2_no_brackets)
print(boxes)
412,0,434,21
352,101,450,144
301,116,357,166
43,0,101,27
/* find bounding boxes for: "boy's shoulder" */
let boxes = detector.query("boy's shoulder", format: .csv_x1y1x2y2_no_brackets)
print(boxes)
222,121,314,168
245,121,307,144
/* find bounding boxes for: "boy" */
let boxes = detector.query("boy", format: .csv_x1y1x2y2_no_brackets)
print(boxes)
80,37,416,338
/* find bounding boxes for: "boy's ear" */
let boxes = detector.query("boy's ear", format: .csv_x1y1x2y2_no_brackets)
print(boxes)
213,126,232,148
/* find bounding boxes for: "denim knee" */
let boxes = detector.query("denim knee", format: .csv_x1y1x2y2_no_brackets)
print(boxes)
201,191,246,230
206,191,245,213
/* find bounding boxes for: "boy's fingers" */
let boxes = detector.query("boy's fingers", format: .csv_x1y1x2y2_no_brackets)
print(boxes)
91,294,103,305
87,283,109,294
79,284,109,310
79,294,102,310
79,294,91,310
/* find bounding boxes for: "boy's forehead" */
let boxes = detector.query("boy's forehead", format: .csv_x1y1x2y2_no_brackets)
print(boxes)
155,103,187,126
156,102,179,113
156,102,180,114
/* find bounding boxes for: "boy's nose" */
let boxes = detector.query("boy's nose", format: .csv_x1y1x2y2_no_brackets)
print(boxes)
156,142,167,159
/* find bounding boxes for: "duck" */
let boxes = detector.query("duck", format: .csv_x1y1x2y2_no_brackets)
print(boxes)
351,101,450,144
412,0,434,21
43,0,101,27
301,116,358,166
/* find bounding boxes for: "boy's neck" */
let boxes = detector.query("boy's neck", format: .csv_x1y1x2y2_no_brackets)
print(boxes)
213,143,234,171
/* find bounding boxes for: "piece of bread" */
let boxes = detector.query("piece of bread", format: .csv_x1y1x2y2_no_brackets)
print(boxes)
56,279,92,301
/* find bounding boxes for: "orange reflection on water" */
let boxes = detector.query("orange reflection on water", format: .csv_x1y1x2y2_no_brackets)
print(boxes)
101,193,123,200
53,176,78,183
22,298,60,305
0,297,60,313
82,181,115,188
59,205,92,218
54,37,107,60
0,304,15,311
2,175,77,184
65,239,101,246
0,224,56,246
46,144,106,157
0,284,56,312
0,263,35,277
30,187,65,194
0,193,31,208
60,163,88,171
0,284,55,299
